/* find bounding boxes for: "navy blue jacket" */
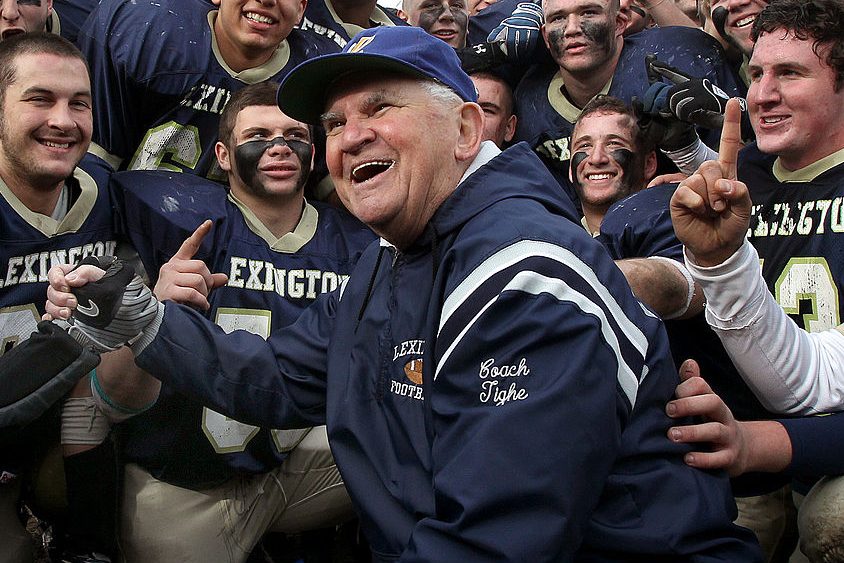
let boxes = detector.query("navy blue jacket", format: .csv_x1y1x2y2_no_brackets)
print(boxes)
136,143,761,561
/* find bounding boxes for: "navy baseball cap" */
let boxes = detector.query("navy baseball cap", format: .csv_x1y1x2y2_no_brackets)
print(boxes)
277,26,478,125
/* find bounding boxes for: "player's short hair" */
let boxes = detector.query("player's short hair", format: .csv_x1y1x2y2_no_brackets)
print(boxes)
470,71,515,118
0,32,89,108
219,82,312,147
751,0,844,91
574,95,655,155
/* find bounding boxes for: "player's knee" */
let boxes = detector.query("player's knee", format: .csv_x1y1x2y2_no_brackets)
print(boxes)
798,476,844,562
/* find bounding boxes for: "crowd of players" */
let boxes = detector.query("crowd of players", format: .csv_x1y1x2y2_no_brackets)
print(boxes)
0,0,842,561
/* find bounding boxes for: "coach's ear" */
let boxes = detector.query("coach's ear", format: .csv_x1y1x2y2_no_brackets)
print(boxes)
215,141,233,173
455,102,484,163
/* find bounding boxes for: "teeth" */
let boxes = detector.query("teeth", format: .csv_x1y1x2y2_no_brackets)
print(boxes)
587,173,613,180
762,116,785,124
735,15,754,27
351,160,394,183
44,141,70,149
245,12,273,24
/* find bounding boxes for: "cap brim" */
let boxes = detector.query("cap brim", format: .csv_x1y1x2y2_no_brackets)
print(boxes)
277,53,432,125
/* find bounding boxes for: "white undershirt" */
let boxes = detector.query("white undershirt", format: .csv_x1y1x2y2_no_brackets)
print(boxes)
686,240,844,415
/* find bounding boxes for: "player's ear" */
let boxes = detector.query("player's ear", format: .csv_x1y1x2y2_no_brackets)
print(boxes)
215,141,232,173
541,22,551,51
211,0,221,6
455,102,484,162
46,0,54,14
504,114,517,143
296,0,308,23
644,149,658,182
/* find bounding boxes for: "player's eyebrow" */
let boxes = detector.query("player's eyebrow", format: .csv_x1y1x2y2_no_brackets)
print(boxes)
241,126,271,137
20,86,92,100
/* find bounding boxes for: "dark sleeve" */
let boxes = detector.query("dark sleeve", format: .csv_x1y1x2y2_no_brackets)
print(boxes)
134,290,337,429
781,413,844,477
597,184,682,261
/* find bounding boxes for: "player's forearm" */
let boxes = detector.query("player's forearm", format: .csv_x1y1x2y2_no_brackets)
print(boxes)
615,256,702,319
687,240,844,414
739,420,792,474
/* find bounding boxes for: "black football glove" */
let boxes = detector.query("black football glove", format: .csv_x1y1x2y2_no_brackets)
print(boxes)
65,256,159,353
0,321,99,429
458,41,509,74
645,55,746,130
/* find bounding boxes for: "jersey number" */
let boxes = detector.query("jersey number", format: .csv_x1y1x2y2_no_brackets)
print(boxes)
774,258,840,333
0,305,40,356
201,308,311,454
129,121,201,173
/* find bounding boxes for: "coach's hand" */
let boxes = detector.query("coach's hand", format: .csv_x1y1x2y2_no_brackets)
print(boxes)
154,220,228,311
670,98,750,266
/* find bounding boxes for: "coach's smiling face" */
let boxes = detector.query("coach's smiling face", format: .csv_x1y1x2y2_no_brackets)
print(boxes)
321,72,482,250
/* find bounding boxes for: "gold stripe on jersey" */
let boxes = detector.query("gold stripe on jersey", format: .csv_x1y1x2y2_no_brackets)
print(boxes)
774,147,844,184
547,71,612,124
0,167,99,237
208,11,291,82
228,192,319,253
324,0,397,40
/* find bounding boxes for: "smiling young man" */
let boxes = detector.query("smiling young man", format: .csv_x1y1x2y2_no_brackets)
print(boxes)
569,96,655,234
0,32,118,563
78,0,340,181
512,0,743,173
45,26,763,561
661,1,844,560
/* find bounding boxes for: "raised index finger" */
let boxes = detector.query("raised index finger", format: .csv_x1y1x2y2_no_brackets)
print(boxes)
174,219,213,260
718,97,742,180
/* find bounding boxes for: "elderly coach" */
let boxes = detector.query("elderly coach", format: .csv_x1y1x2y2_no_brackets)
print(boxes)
45,26,762,562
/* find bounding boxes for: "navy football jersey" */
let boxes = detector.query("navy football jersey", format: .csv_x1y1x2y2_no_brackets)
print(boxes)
79,0,339,181
598,184,773,422
0,155,117,357
50,0,99,44
111,171,376,488
742,146,844,335
299,0,406,49
514,26,745,168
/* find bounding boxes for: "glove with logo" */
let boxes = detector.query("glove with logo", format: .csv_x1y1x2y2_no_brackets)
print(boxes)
65,256,160,353
633,89,699,151
487,1,543,62
458,41,508,74
645,55,746,130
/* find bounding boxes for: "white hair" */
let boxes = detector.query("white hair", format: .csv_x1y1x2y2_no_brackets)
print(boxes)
419,79,466,107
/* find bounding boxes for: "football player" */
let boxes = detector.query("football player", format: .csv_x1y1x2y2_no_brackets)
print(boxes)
102,82,375,562
665,0,844,559
0,0,98,43
512,0,743,174
79,0,340,181
0,32,118,563
299,0,407,49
